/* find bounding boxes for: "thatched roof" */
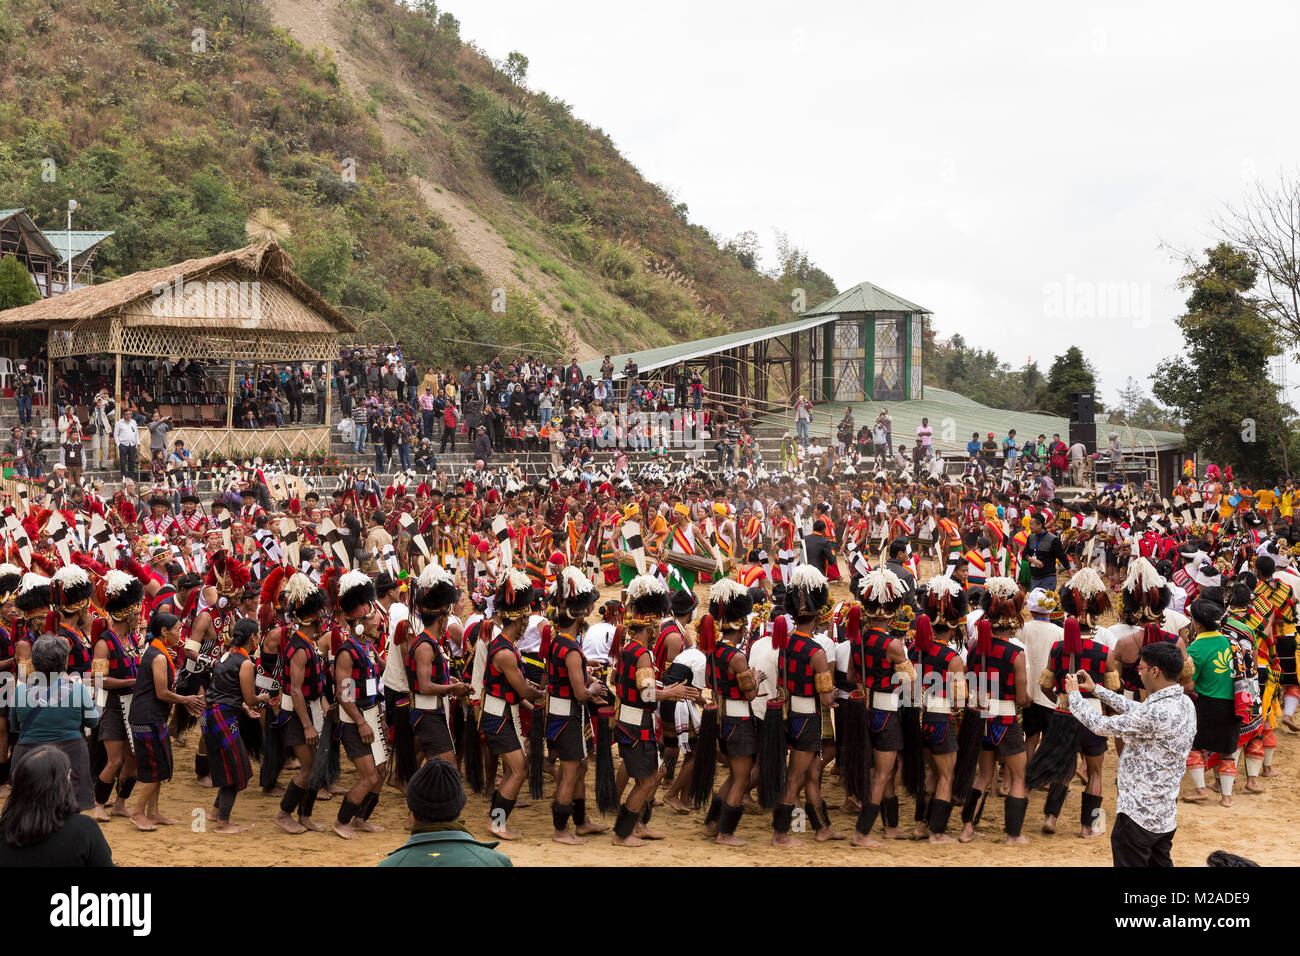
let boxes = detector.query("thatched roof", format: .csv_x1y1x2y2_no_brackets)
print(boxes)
0,241,356,334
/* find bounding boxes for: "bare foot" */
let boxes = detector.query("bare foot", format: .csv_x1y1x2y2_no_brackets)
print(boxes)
1281,715,1299,732
841,798,862,814
716,833,748,847
214,821,253,834
353,818,384,833
958,826,982,844
552,830,586,845
130,813,156,832
634,823,666,840
849,831,882,847
329,783,349,796
316,789,335,802
662,795,691,814
300,817,327,832
612,833,647,847
884,826,909,841
575,820,608,836
206,807,220,822
1006,835,1030,845
1183,789,1210,803
1245,779,1265,793
703,822,719,837
929,833,955,844
1219,794,1233,808
285,758,301,770
275,812,307,835
912,823,931,840
1042,815,1057,834
149,813,178,826
816,827,846,842
111,801,131,818
263,785,285,797
92,805,111,822
773,832,805,847
1080,827,1103,839
490,821,522,840
1262,766,1279,778
196,775,214,788
332,821,357,840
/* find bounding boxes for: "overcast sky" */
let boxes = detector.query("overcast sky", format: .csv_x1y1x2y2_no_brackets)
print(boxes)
448,0,1300,408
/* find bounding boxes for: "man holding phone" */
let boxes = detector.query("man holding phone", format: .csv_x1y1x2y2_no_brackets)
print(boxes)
1062,641,1195,867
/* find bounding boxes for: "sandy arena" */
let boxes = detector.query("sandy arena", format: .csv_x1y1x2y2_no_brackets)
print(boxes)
98,570,1294,867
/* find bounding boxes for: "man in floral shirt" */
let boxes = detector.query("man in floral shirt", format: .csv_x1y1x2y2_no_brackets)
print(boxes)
1065,641,1195,867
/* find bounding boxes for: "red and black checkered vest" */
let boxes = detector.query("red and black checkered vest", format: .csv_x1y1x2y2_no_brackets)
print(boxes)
911,640,958,702
286,631,326,701
969,636,1021,724
1120,629,1177,693
97,627,139,681
60,624,93,677
546,632,584,699
1049,637,1108,711
404,629,450,706
485,632,521,704
782,631,819,698
616,636,651,709
853,627,895,691
709,641,747,703
341,636,380,709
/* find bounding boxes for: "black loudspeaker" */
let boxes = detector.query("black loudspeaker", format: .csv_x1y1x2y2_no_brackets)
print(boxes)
1069,421,1097,456
1069,392,1094,424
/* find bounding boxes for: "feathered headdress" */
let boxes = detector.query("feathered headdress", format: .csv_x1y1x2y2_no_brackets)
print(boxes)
1120,557,1170,624
625,573,670,630
1060,567,1111,619
785,564,830,620
983,576,1025,630
414,562,460,615
921,575,968,630
338,569,376,618
205,550,251,595
52,564,94,612
283,571,325,623
707,577,753,629
0,563,23,605
102,568,145,621
495,568,536,622
855,567,906,617
14,573,51,615
550,565,597,623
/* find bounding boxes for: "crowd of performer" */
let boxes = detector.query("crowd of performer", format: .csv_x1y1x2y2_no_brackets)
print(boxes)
0,449,1293,852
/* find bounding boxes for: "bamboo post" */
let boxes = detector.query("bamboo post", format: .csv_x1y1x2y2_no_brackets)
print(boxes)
113,348,122,467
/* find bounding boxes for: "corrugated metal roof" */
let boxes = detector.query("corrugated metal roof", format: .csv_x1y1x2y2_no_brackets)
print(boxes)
0,208,61,259
0,209,24,221
802,281,930,317
579,312,838,380
758,386,1183,452
45,229,114,265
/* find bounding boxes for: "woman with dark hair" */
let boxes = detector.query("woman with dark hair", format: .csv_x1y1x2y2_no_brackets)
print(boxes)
203,618,271,834
0,746,113,866
12,634,99,810
128,611,203,832
1183,598,1240,807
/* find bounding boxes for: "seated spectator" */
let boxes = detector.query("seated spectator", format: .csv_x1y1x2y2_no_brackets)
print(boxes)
0,746,114,867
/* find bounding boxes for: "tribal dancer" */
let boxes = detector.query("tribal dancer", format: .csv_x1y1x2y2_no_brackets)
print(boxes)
90,569,145,822
332,571,388,839
404,564,470,770
609,573,697,847
273,572,329,834
958,578,1030,845
543,566,609,844
478,569,546,840
769,566,837,847
911,579,968,843
203,618,271,833
846,567,913,847
695,578,758,846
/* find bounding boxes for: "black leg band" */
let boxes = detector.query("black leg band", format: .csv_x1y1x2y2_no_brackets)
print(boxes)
805,800,823,831
117,776,135,801
704,794,723,827
359,792,379,820
552,801,573,832
299,787,318,819
641,799,653,824
855,801,881,837
961,788,984,824
572,798,587,826
927,798,953,835
613,804,639,839
914,793,929,824
1081,792,1104,830
1004,795,1029,837
1044,781,1069,819
881,795,899,829
719,803,744,836
279,781,304,815
337,797,359,825
94,778,115,806
195,753,209,778
772,803,795,834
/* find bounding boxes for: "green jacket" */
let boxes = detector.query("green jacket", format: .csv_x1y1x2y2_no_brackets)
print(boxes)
378,829,513,868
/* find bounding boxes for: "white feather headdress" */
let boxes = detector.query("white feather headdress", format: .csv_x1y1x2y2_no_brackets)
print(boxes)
985,576,1021,600
417,563,455,589
103,569,134,597
1068,567,1106,600
1123,557,1162,593
789,564,828,592
859,567,904,604
52,565,90,589
626,573,667,602
282,572,319,607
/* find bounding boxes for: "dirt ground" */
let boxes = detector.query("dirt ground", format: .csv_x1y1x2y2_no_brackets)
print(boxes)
100,569,1294,867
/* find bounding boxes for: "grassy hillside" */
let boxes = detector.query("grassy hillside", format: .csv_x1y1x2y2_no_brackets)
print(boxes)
0,0,835,368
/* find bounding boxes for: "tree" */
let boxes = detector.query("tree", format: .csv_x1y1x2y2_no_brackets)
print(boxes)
1214,172,1300,348
481,103,544,193
1151,243,1294,482
1036,346,1101,415
1111,376,1179,432
722,230,760,271
503,51,529,86
0,255,39,311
